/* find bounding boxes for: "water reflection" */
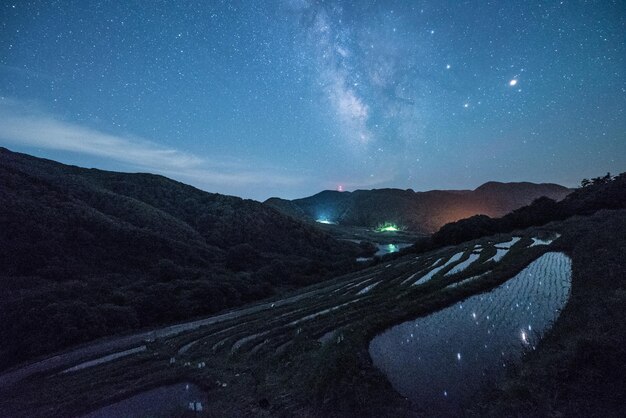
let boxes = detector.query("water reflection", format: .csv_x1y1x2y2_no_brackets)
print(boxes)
369,252,572,415
374,243,412,257
82,382,207,418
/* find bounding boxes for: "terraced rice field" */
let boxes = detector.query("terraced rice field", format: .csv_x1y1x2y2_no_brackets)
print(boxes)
411,252,464,286
0,232,570,417
530,233,561,247
445,251,482,276
369,252,572,414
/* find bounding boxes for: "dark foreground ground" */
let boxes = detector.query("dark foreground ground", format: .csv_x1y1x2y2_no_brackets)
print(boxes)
0,210,624,417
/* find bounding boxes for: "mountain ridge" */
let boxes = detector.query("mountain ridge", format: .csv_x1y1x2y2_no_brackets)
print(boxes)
0,147,363,369
265,181,572,233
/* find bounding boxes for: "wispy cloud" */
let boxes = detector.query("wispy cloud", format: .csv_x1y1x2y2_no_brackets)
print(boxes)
0,98,303,191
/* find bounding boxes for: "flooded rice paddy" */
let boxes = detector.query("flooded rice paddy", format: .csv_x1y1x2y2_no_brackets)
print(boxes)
369,252,572,414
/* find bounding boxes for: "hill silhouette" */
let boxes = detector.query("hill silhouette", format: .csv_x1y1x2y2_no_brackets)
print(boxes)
0,147,362,369
431,172,626,246
265,182,571,233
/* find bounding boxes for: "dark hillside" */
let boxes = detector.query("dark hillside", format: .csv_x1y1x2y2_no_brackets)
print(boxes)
0,147,362,369
432,172,626,246
266,182,571,233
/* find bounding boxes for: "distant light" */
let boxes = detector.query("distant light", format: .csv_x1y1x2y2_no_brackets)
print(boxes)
316,217,336,225
446,64,451,70
509,79,518,86
457,352,461,361
381,225,398,232
337,185,344,192
377,222,400,232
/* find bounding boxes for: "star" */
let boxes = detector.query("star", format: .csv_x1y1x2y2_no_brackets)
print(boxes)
1,0,621,201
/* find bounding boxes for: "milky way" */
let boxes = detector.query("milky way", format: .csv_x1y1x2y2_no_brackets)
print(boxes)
1,1,624,200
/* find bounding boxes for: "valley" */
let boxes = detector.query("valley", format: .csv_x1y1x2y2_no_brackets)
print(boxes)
2,208,624,417
1,149,625,416
2,1,624,415
266,183,572,234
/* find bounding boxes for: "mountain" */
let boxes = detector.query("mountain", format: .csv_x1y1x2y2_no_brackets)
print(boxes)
431,171,626,247
2,174,624,417
265,182,572,233
0,147,362,369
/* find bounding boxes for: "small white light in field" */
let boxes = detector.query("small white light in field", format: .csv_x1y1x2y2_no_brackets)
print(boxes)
521,330,528,343
509,79,518,86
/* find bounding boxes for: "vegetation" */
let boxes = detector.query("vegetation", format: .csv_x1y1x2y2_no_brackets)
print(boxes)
275,173,626,417
467,209,626,417
266,182,571,233
427,172,626,247
0,149,624,417
0,148,367,370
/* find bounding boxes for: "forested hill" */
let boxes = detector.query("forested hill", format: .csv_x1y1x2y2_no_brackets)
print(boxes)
430,171,626,247
265,182,571,233
0,147,362,369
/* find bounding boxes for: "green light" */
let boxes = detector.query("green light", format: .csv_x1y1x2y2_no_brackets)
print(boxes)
381,225,398,232
377,223,399,232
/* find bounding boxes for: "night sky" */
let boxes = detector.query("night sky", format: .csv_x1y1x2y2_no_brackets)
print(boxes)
1,0,624,200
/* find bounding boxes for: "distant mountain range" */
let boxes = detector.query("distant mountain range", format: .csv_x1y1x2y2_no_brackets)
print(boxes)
265,182,572,233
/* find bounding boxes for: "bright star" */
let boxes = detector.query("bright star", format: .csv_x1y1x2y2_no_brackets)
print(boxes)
509,79,518,86
446,64,451,69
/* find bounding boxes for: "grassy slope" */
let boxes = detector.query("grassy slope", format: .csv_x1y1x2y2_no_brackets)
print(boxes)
468,210,626,417
1,153,623,416
0,147,363,370
301,210,626,417
0,210,623,417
